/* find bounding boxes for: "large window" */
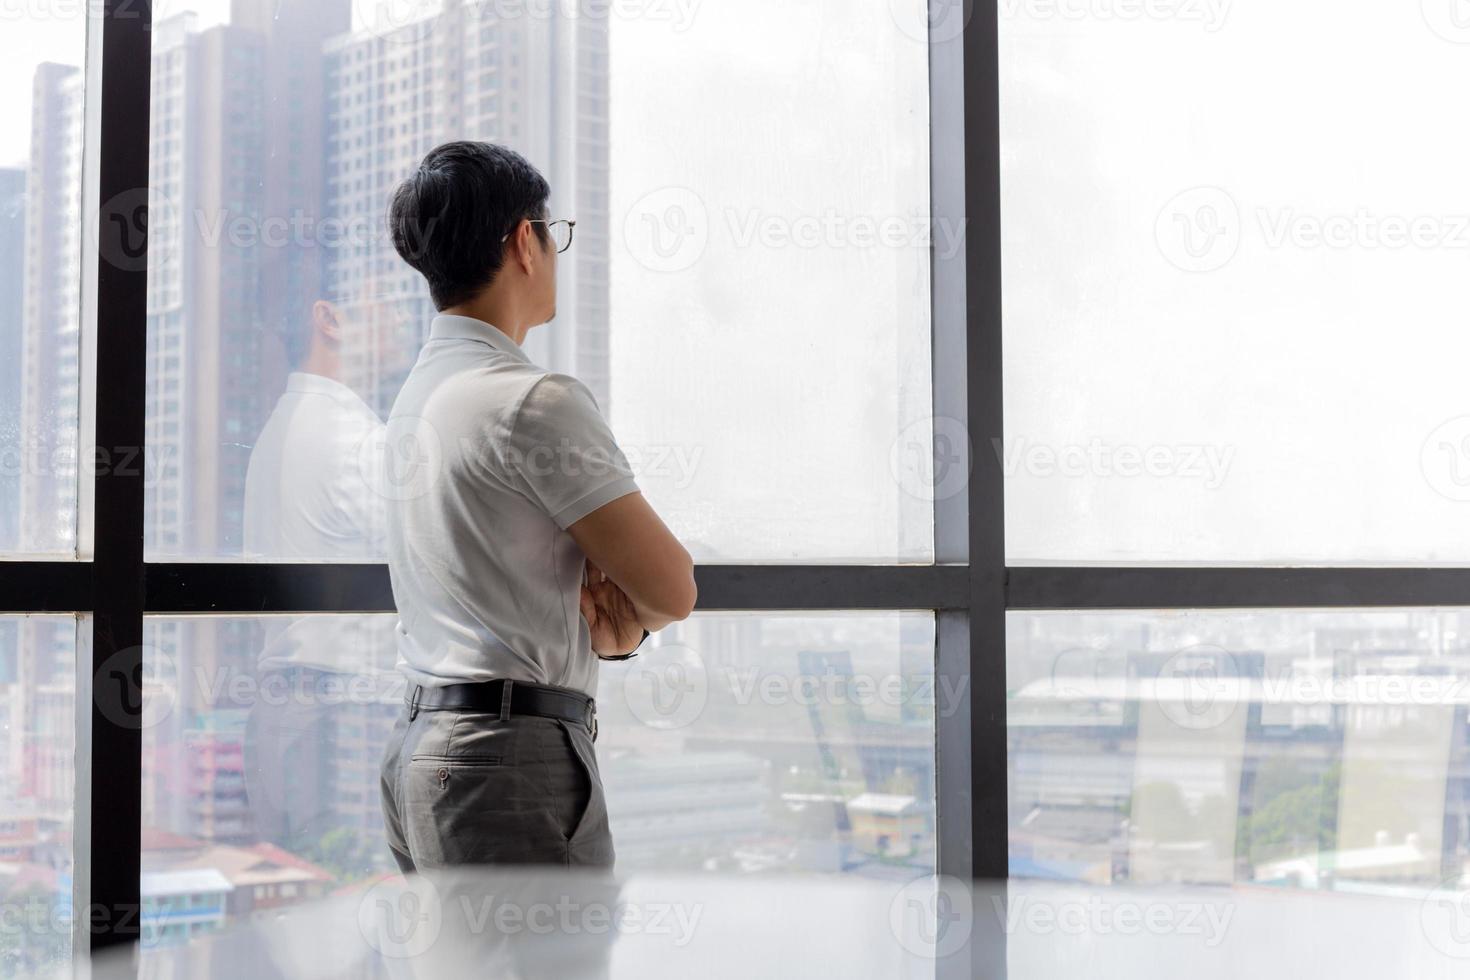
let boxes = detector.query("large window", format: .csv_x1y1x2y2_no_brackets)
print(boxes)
8,0,1467,977
112,0,944,964
997,3,1470,977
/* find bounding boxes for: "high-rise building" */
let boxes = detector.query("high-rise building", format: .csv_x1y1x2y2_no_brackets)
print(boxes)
0,166,26,551
323,0,611,413
20,63,83,556
15,67,85,858
142,3,352,843
147,1,351,558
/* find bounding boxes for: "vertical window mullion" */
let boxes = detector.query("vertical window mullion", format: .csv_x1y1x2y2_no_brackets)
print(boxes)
929,10,979,977
85,0,152,958
965,0,1010,978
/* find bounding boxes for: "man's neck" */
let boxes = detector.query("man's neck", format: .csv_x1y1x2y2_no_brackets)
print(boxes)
442,298,531,346
299,347,340,381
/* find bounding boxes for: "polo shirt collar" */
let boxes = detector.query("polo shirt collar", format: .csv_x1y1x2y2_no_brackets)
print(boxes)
430,314,530,362
285,370,359,399
284,371,376,413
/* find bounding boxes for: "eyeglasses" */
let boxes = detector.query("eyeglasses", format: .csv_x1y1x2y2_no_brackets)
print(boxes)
502,218,576,254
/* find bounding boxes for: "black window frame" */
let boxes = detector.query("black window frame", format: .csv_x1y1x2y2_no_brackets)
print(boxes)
2,0,1463,974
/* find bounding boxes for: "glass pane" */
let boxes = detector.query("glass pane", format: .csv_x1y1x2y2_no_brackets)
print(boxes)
598,612,936,874
0,616,78,972
609,4,933,562
140,615,400,950
1009,609,1470,896
1002,10,1470,563
0,15,87,556
141,611,933,944
145,1,933,563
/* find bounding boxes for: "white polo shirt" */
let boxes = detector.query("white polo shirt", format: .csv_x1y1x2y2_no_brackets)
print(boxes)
385,314,640,696
243,371,396,676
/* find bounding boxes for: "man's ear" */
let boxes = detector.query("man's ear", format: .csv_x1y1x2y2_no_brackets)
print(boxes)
511,219,538,276
312,300,343,343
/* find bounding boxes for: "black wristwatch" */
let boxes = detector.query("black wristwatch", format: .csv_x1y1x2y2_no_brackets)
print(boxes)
601,629,649,662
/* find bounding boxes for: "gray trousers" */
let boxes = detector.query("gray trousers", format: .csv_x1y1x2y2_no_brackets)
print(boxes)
379,702,615,871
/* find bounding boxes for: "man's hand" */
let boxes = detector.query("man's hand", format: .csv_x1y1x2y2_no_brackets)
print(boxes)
580,561,644,658
567,492,696,632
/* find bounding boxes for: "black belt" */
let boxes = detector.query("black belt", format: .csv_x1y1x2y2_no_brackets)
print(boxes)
406,679,597,740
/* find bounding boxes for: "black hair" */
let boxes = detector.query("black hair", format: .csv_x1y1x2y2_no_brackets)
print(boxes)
388,141,551,311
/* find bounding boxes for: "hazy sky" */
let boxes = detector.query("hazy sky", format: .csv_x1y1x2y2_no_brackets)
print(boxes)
0,13,86,167
1000,1,1470,563
608,0,932,561
1,0,277,166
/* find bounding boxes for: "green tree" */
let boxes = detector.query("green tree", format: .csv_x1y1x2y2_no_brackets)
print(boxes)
1237,762,1340,868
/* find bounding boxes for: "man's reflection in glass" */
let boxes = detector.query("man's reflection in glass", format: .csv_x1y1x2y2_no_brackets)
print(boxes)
241,286,417,858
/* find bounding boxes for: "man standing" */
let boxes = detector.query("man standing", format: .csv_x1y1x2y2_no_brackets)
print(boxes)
378,142,696,871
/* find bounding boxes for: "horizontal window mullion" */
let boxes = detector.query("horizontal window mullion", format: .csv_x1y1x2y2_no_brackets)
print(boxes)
0,562,93,613
142,563,974,614
1007,566,1470,610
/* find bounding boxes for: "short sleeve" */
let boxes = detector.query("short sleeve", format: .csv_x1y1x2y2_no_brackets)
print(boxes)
506,374,640,529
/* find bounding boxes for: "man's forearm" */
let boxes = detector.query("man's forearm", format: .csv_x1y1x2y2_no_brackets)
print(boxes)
633,603,680,635
631,576,697,633
632,587,693,631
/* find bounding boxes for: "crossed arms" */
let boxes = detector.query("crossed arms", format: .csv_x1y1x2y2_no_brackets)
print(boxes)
569,491,697,658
